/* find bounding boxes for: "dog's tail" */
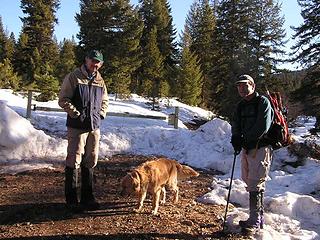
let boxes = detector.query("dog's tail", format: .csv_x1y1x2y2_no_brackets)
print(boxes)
176,163,199,180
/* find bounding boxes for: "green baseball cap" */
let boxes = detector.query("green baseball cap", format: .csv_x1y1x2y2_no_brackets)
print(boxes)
87,50,104,62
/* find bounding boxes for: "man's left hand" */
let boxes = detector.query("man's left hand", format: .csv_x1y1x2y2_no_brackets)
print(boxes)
231,135,242,155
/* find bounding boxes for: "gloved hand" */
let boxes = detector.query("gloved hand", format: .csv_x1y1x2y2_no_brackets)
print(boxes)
63,102,80,119
231,135,242,155
69,109,80,119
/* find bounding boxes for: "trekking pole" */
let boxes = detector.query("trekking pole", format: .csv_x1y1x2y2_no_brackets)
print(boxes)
222,152,238,232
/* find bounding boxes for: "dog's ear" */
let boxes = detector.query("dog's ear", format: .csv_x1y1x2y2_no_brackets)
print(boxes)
120,173,131,185
130,171,141,192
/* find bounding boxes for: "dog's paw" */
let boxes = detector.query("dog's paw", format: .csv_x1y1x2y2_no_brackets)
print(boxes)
151,209,160,216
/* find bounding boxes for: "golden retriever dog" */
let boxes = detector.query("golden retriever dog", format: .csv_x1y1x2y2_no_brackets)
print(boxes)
120,158,199,215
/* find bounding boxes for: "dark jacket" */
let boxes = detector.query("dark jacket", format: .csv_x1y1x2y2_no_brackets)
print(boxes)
231,92,274,150
58,65,109,131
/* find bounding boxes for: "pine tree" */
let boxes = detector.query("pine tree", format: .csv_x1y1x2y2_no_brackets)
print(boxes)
185,0,216,108
160,0,179,95
0,16,6,62
76,0,143,97
248,0,286,88
139,26,165,98
291,0,320,67
15,0,60,94
5,33,16,62
138,0,178,96
76,0,109,57
34,72,60,101
56,38,77,84
211,0,286,119
291,0,320,128
293,66,320,128
0,17,15,63
0,58,21,90
205,0,242,117
177,27,203,106
108,0,143,98
13,33,31,84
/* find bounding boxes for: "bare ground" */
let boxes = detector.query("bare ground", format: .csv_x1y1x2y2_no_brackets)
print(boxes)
0,155,247,240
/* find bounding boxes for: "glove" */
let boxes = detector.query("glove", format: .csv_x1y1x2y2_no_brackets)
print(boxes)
231,135,242,155
69,109,80,119
63,102,80,119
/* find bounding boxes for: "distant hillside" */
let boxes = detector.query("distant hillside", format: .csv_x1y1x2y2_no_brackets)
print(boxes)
275,69,306,121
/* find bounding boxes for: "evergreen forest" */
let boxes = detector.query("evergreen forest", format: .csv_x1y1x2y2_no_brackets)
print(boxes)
0,0,319,127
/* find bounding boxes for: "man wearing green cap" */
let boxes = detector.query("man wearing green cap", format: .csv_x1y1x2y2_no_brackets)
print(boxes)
58,50,108,212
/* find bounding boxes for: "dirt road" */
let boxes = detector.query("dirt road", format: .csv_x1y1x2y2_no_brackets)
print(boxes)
0,155,246,240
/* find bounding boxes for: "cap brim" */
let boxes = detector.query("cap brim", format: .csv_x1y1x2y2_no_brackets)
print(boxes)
235,80,250,84
91,57,103,62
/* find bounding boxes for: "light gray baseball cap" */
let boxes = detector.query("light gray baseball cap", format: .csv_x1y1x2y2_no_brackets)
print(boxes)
236,74,255,85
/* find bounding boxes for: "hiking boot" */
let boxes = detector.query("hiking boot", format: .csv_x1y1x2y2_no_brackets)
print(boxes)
80,166,100,211
239,191,262,230
65,167,79,204
65,203,84,213
65,167,84,213
80,200,100,211
239,216,261,229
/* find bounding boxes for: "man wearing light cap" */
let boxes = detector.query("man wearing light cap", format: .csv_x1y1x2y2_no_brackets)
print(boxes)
231,74,274,231
58,50,108,212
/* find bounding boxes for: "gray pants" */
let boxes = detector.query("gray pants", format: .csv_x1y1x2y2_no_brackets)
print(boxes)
241,146,272,192
66,127,100,169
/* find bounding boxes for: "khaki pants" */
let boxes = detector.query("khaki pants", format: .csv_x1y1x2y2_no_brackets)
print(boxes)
66,127,100,169
241,146,272,192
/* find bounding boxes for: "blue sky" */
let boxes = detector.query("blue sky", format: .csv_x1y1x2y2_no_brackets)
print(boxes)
0,0,302,41
0,0,302,68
